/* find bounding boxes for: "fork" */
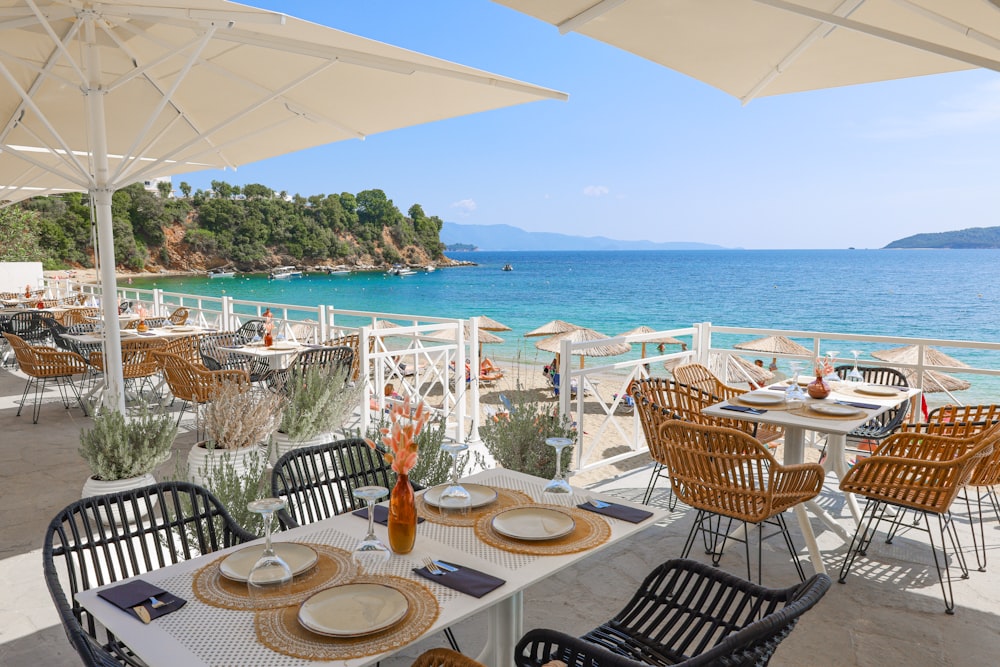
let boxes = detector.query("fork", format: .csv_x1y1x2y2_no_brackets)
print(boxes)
423,558,444,575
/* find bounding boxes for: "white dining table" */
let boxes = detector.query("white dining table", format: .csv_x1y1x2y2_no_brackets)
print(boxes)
702,381,921,575
75,469,666,667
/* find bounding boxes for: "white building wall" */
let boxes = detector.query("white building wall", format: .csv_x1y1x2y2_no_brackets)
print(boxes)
0,262,44,293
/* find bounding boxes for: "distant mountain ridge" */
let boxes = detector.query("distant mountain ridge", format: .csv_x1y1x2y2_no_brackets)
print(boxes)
886,226,1000,249
441,222,724,251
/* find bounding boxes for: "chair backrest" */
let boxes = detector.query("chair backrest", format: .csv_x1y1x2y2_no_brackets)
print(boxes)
902,404,1000,438
291,346,354,377
235,319,266,343
271,438,396,529
323,333,364,380
631,378,757,439
672,363,746,400
90,338,164,378
834,365,910,434
43,481,254,665
8,310,49,342
63,307,99,326
412,648,487,667
152,350,250,403
159,333,206,366
118,300,132,314
199,331,242,370
168,307,189,325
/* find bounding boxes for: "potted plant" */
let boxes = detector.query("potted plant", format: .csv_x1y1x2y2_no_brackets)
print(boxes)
270,363,361,462
187,380,282,490
478,389,576,479
79,403,177,522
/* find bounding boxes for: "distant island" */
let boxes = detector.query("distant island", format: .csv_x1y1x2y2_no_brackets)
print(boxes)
445,243,477,251
886,226,1000,249
441,222,725,251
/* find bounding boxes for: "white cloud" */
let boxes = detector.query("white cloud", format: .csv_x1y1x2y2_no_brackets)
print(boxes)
583,185,610,197
450,198,477,216
866,80,1000,140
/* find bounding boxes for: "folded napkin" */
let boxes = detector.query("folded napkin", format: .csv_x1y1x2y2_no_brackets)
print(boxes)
722,405,765,415
413,562,505,598
836,400,881,410
352,504,425,526
98,579,186,623
577,501,653,523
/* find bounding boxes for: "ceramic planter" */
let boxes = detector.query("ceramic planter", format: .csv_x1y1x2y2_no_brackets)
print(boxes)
81,472,157,526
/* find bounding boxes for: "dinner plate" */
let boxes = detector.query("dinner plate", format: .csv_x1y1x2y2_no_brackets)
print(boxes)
270,341,298,350
298,583,408,637
423,483,498,509
491,507,576,541
808,403,862,417
170,326,196,332
219,542,318,582
738,392,785,406
856,384,899,397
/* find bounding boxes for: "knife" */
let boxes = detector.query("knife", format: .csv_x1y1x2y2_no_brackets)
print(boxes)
433,560,459,573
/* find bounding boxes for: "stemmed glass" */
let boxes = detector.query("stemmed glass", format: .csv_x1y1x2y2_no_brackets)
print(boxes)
785,361,807,405
848,350,864,383
246,498,294,600
823,350,840,381
351,486,391,569
543,437,574,494
438,442,471,508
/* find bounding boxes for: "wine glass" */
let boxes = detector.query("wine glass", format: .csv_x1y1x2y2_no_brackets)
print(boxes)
246,498,294,601
823,350,840,381
351,485,391,569
438,442,471,509
785,361,807,405
543,437,574,494
848,350,864,383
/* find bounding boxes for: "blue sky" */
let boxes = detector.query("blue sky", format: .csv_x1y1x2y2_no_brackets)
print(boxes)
180,1,1000,250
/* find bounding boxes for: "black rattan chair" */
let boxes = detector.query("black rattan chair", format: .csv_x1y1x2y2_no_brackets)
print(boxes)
235,318,267,342
514,558,830,667
833,365,909,454
265,345,354,393
199,331,271,382
8,310,51,345
43,481,256,666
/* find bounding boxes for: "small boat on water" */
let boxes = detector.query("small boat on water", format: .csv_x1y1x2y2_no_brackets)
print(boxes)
327,266,351,275
388,264,417,276
424,265,436,273
207,267,235,278
502,264,513,272
269,265,302,279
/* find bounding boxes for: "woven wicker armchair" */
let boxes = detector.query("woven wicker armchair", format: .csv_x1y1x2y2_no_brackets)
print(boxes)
3,332,88,423
63,307,100,326
158,333,206,366
167,306,189,325
838,424,1000,613
151,350,250,426
43,481,255,666
199,331,272,383
514,558,830,667
412,648,485,667
90,338,166,400
833,365,909,453
660,419,825,583
672,362,747,400
321,332,367,381
265,345,354,394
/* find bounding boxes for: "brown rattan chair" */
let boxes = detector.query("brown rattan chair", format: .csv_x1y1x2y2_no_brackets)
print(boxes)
123,317,168,329
838,424,1000,613
412,648,485,667
89,338,166,401
321,332,365,382
672,363,783,446
3,332,89,423
660,419,825,583
158,333,207,366
63,307,100,327
167,306,189,325
151,350,249,428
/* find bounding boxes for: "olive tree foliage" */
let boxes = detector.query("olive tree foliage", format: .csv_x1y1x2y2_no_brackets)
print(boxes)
0,206,47,262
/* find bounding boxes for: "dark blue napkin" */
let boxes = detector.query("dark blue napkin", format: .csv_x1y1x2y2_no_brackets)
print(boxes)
98,579,186,622
836,400,880,410
577,501,653,523
352,504,425,525
413,562,505,598
722,405,765,415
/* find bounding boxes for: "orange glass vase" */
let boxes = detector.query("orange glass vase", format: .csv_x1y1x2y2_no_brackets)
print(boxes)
136,319,148,333
388,473,417,554
263,332,273,347
807,373,830,399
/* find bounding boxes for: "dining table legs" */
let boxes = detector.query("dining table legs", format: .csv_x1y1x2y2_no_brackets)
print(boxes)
476,590,523,667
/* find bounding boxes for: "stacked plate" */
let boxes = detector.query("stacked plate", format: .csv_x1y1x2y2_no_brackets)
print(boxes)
808,403,862,417
855,384,899,397
298,583,409,637
491,507,576,541
219,543,318,582
423,483,498,509
738,391,785,406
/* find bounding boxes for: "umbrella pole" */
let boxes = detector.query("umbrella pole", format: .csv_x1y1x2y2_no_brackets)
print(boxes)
86,17,126,413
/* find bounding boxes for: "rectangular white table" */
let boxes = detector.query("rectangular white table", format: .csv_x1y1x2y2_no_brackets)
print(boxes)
702,382,921,575
76,469,666,667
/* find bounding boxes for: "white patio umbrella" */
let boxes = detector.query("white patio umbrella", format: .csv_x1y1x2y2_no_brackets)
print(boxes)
495,1,1000,103
0,0,565,411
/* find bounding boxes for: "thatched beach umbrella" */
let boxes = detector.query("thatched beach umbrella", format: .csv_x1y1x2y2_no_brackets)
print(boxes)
708,354,774,387
871,345,971,394
473,315,512,332
617,325,686,358
525,320,580,337
734,335,811,371
535,327,631,369
429,323,504,358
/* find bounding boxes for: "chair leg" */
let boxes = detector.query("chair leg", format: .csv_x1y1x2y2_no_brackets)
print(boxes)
775,512,807,582
680,510,706,560
31,376,47,424
16,376,32,417
642,463,677,510
839,498,884,584
443,628,461,652
928,512,964,615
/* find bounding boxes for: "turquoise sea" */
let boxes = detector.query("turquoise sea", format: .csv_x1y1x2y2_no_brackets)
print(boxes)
132,249,1000,401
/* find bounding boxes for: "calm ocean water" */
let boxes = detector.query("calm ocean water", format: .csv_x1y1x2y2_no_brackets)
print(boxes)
133,249,1000,401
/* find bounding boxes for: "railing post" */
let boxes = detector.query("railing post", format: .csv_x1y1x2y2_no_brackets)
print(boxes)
360,326,372,436
152,288,163,316
316,304,328,342
695,322,712,364
221,296,232,331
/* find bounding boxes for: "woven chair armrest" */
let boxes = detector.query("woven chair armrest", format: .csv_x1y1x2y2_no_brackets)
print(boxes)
33,347,88,368
770,463,825,507
206,368,251,385
871,431,977,461
839,449,991,505
515,628,648,667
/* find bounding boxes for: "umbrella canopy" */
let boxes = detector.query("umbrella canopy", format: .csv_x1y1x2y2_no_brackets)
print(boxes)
909,370,971,394
617,325,685,357
0,0,564,411
430,324,505,345
734,335,811,356
472,315,512,332
535,327,630,369
525,320,580,337
871,345,969,369
495,1,1000,103
708,353,775,386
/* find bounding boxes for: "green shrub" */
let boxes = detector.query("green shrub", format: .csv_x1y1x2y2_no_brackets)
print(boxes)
279,364,360,442
79,404,177,480
478,390,575,479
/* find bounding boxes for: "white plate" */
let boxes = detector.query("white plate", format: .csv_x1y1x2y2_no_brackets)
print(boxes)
491,507,576,541
118,330,138,337
269,341,298,350
809,403,862,417
423,483,498,509
738,392,785,406
298,583,408,637
219,543,318,583
170,326,196,332
856,384,899,397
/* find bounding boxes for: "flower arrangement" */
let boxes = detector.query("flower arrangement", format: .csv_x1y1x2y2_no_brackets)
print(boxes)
814,357,833,378
366,397,430,475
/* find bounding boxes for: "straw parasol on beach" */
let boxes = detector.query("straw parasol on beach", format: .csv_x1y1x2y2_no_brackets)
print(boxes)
535,327,631,369
429,323,504,358
525,320,580,337
617,325,686,358
708,353,774,387
734,335,812,371
472,315,512,332
871,345,971,393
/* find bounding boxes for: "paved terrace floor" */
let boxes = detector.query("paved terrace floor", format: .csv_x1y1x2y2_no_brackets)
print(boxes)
1,364,999,666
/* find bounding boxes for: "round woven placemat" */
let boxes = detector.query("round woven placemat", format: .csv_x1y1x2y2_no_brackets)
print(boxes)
255,574,439,661
192,543,356,610
732,395,793,411
417,486,533,527
835,384,905,400
790,404,868,421
474,504,611,555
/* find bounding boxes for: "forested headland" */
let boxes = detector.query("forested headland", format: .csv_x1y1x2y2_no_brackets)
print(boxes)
885,226,1000,249
0,180,448,272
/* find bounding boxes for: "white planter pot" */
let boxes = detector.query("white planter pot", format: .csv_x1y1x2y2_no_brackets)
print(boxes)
268,430,335,465
187,442,262,491
81,473,157,526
